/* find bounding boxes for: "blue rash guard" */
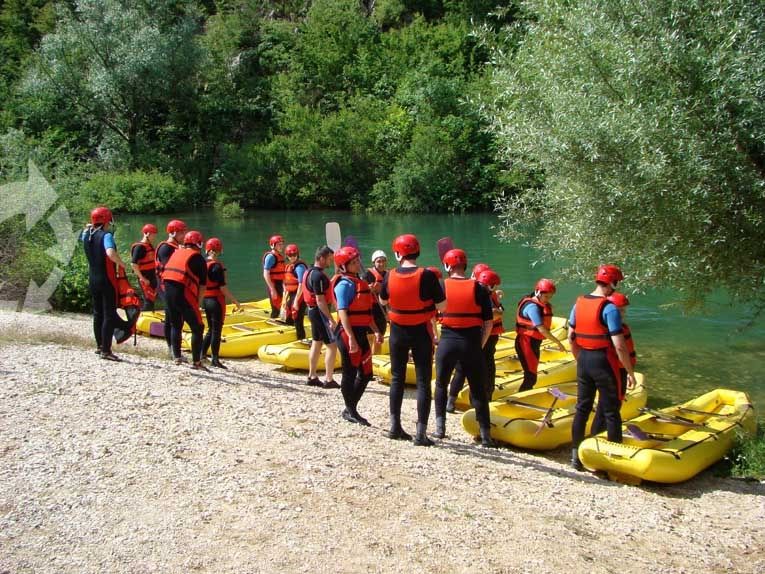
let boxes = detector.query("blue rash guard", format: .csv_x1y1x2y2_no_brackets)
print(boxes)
263,253,277,270
334,277,356,311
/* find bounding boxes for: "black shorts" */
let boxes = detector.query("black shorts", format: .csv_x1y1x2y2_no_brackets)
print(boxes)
308,306,335,344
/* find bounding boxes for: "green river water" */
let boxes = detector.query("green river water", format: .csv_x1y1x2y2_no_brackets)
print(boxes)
120,210,765,419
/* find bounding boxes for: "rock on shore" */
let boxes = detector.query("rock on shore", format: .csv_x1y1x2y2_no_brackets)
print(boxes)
1,310,763,574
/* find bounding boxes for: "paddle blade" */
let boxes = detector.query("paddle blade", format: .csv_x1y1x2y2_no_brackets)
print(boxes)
344,235,359,249
325,222,341,251
437,237,454,262
548,387,572,401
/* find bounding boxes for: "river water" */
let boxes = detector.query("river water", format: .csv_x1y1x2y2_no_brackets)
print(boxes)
120,210,765,418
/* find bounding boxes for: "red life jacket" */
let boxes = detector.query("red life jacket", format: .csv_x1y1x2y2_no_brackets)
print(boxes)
302,266,333,307
263,249,286,282
515,295,553,341
204,259,225,298
367,267,384,283
131,240,155,272
113,266,141,344
441,277,483,329
163,248,203,302
621,323,637,367
284,259,306,293
387,267,435,326
332,274,373,327
155,240,178,278
573,295,611,350
490,291,504,335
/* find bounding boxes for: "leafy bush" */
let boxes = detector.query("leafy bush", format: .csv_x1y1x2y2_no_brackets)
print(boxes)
81,171,190,214
50,249,91,313
728,426,765,480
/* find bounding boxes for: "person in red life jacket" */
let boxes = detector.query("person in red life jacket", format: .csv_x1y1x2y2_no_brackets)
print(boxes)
304,245,339,388
433,249,495,447
590,291,636,436
363,249,388,354
81,206,128,361
131,223,158,311
332,246,383,426
445,268,505,413
515,278,567,392
163,230,208,370
202,237,241,369
263,234,286,319
379,234,446,445
568,264,636,471
282,243,308,340
156,219,187,355
471,263,490,279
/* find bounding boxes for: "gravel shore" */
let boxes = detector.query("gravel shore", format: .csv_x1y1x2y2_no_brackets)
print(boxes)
1,310,763,574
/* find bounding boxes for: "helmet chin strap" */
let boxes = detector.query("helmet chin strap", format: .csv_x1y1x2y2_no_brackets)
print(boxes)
394,252,403,263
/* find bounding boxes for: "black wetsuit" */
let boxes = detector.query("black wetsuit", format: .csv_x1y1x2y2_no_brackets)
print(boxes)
306,267,334,344
285,262,308,340
381,267,444,428
363,268,388,336
155,241,178,349
448,333,499,402
434,282,494,428
164,252,206,362
202,261,226,360
82,227,118,354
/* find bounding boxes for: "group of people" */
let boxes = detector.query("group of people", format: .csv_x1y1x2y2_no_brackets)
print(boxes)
83,207,637,465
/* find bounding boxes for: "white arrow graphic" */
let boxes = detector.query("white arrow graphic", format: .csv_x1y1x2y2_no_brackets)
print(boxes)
45,205,79,264
22,266,64,313
25,160,59,231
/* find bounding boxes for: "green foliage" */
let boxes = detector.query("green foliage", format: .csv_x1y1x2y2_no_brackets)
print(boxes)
490,0,765,308
50,249,91,312
727,426,765,480
80,171,191,214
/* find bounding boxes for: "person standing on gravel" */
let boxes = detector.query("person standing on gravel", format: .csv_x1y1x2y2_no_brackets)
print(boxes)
156,219,187,356
82,206,128,362
364,249,389,355
303,245,339,389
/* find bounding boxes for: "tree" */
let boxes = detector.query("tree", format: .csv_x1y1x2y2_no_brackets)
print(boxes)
490,0,765,310
21,0,202,167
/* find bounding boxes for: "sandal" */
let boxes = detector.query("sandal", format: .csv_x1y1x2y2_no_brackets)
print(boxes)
100,352,121,362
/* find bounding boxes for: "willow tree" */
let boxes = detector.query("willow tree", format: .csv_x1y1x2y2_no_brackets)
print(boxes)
489,0,765,310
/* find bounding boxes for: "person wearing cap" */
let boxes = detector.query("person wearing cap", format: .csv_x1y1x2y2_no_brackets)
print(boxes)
363,249,389,354
332,246,383,425
163,230,208,370
380,234,446,445
515,278,567,392
303,245,339,388
433,248,495,447
131,223,158,311
590,292,636,437
156,219,188,356
282,244,308,340
568,264,637,470
263,234,286,318
202,237,241,369
82,206,128,362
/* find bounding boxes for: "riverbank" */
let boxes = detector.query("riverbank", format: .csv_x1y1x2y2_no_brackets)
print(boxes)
1,311,763,574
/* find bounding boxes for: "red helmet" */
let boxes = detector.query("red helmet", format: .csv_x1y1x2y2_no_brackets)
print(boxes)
472,263,491,278
166,219,187,234
141,223,158,235
478,269,501,288
269,234,284,247
392,234,420,257
595,264,624,286
608,292,630,307
285,244,299,257
184,230,204,247
90,206,113,226
535,278,556,294
426,266,443,280
443,248,468,268
334,246,360,267
205,237,222,253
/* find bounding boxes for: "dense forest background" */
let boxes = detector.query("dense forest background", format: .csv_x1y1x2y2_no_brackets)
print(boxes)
1,0,764,310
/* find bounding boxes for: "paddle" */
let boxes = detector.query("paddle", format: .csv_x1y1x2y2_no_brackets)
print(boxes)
437,237,454,262
534,387,573,435
639,407,711,429
625,423,671,442
325,222,342,252
344,235,362,261
677,406,735,417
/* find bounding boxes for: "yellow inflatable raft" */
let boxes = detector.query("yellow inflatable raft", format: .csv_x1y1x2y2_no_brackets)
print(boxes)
182,321,305,358
260,335,390,371
461,374,647,450
453,356,577,411
135,299,272,336
578,388,756,484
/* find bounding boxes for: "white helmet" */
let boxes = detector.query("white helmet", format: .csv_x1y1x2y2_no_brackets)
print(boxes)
371,250,387,263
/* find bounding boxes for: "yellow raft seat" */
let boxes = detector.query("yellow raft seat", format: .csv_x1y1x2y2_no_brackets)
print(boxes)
260,335,390,371
578,388,756,484
461,374,647,450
